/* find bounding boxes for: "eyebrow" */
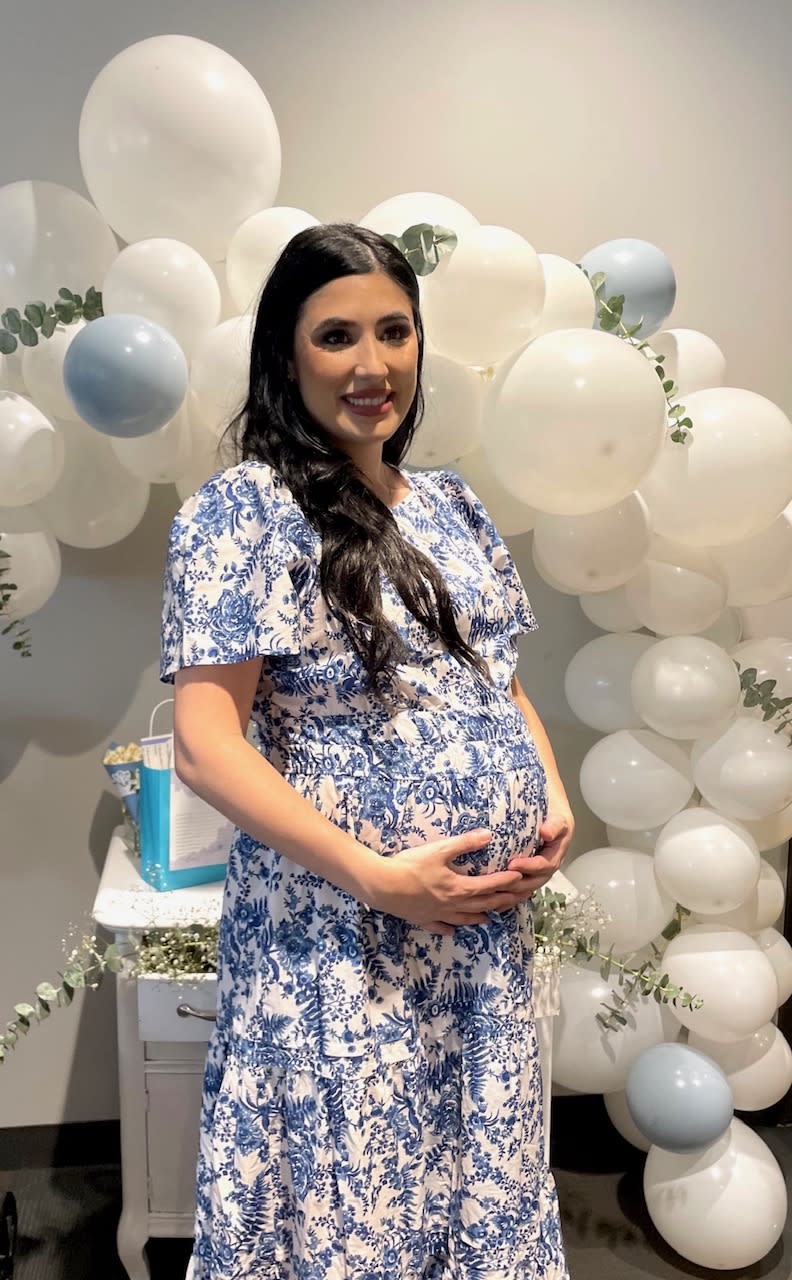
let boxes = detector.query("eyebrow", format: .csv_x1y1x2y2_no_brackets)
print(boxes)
311,311,412,333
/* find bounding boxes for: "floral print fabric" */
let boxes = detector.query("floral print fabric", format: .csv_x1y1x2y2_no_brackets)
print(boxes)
161,462,568,1279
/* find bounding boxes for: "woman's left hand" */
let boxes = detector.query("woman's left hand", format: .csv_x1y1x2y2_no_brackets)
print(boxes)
505,811,575,895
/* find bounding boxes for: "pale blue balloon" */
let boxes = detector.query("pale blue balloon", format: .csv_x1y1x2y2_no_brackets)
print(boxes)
63,313,187,438
626,1043,733,1154
579,238,676,338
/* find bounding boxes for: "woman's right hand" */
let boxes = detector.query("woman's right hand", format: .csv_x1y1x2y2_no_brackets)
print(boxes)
359,829,532,935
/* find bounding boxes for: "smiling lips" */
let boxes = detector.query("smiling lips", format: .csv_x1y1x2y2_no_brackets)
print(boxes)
342,392,394,417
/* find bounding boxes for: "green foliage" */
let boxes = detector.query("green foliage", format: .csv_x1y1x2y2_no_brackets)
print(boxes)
578,267,693,445
0,540,31,657
734,660,792,743
383,224,458,277
0,286,103,356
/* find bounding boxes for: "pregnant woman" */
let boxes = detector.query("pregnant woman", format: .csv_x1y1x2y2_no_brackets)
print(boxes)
161,222,573,1279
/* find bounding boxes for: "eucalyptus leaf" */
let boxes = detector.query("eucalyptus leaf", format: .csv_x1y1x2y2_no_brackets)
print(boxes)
36,982,59,1003
18,320,38,347
2,308,21,334
24,303,44,327
58,287,74,301
13,1003,36,1019
0,331,17,355
40,312,57,339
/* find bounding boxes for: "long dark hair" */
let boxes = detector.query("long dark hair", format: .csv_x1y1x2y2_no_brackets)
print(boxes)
226,222,491,700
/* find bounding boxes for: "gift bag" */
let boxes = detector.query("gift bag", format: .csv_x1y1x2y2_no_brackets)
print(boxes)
139,699,235,891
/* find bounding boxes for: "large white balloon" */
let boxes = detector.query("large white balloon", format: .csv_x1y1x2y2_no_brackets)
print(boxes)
535,254,596,335
564,633,654,732
79,35,281,261
644,1118,787,1269
648,328,726,395
662,924,779,1042
709,507,792,607
532,494,651,595
564,848,674,952
693,858,785,930
37,418,149,548
0,505,61,618
688,1024,792,1111
578,585,643,634
624,536,727,636
0,348,28,395
742,803,792,853
580,729,694,830
0,179,118,311
691,716,792,821
654,808,760,914
740,597,792,642
640,388,792,547
189,314,254,438
20,318,87,421
753,927,792,1007
226,207,319,313
111,404,192,484
173,417,228,501
450,447,536,536
0,394,63,506
407,354,483,466
488,329,667,516
421,225,544,366
606,798,700,854
102,239,221,359
358,191,479,238
730,636,792,708
698,607,743,648
630,635,741,739
603,1089,652,1152
552,962,678,1093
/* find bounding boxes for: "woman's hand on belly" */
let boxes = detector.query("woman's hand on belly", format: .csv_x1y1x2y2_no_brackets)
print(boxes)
505,811,575,893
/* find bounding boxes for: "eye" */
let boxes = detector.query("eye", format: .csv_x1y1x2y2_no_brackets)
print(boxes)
320,328,350,347
382,324,413,343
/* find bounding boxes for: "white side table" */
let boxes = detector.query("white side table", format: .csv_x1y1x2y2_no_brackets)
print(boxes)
93,829,559,1280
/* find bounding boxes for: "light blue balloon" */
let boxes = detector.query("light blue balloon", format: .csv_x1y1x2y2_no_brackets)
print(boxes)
626,1043,733,1154
63,313,188,438
579,238,676,338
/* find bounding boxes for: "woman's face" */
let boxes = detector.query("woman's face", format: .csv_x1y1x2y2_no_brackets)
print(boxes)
290,270,419,462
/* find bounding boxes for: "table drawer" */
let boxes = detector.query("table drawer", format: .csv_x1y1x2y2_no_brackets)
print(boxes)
137,974,217,1042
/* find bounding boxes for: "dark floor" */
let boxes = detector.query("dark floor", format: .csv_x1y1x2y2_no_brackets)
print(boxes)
1,1097,790,1279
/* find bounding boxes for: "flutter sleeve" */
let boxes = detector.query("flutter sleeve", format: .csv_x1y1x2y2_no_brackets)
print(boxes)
160,464,304,682
430,468,539,639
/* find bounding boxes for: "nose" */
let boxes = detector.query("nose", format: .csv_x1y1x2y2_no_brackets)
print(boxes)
353,333,388,380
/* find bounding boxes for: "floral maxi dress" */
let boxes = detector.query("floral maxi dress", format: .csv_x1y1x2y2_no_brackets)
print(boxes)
160,461,568,1280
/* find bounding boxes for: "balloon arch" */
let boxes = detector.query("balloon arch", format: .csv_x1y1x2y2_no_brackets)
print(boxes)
1,33,791,1270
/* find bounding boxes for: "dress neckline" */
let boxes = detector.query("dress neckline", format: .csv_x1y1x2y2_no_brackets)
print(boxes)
388,467,417,513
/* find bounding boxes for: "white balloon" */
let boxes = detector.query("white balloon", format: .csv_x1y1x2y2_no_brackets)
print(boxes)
189,314,253,438
358,191,479,238
488,329,667,516
102,239,221,359
624,535,727,636
709,508,792,607
111,405,192,484
688,1024,792,1111
603,1089,652,1152
407,354,483,467
698,607,743,648
742,803,792,853
226,207,319,313
173,418,229,501
0,179,117,312
0,348,28,394
564,633,654,732
631,635,741,739
564,848,674,952
692,717,792,821
740,597,792,642
579,585,643,634
450,446,536,536
644,1118,787,1269
606,798,701,854
37,418,149,548
552,962,678,1092
753,927,792,1007
533,494,651,595
531,540,579,595
0,505,61,617
731,635,792,704
0,394,64,506
421,225,544,366
79,36,281,261
535,254,596,335
640,388,792,547
663,924,779,1042
694,858,785,930
580,729,694,830
648,329,727,395
654,808,760,914
20,319,87,421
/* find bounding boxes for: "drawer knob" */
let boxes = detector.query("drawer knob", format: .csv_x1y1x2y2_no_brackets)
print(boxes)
176,1003,217,1022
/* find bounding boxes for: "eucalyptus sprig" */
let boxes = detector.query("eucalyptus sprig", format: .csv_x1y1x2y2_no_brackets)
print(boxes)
383,223,458,277
580,268,693,445
734,660,792,743
0,540,31,658
0,286,103,356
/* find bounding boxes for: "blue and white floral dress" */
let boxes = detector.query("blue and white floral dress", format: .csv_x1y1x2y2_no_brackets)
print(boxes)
160,461,568,1280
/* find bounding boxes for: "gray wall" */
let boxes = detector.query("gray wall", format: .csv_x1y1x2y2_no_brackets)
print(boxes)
1,0,790,1126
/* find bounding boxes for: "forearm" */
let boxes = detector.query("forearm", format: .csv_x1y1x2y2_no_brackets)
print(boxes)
511,687,573,818
176,736,381,902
